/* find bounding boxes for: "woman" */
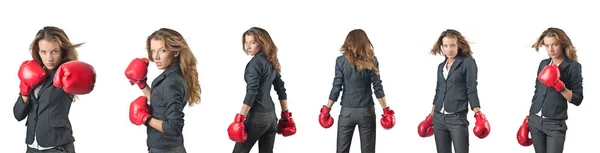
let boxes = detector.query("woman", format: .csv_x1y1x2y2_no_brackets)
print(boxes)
125,28,202,153
227,27,296,153
13,26,96,153
318,29,396,153
525,27,583,153
417,29,490,153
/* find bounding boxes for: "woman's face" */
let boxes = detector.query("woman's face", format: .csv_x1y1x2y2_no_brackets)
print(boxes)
442,37,458,60
38,39,62,70
150,38,178,70
543,36,564,60
244,35,260,56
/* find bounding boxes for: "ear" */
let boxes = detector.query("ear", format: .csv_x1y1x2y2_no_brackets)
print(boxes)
173,51,180,57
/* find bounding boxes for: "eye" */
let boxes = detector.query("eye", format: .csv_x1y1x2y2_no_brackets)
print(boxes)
160,49,167,53
51,50,59,54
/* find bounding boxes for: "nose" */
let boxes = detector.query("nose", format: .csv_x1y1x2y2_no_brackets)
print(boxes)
153,51,160,60
47,53,54,61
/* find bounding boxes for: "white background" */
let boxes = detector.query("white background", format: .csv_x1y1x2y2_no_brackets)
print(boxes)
1,0,598,152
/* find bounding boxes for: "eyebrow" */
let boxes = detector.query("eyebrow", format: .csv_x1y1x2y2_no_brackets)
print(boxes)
40,48,59,51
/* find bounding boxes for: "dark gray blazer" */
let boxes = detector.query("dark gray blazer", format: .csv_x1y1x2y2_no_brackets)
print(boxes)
13,70,75,147
329,55,385,108
433,55,481,113
529,58,583,120
147,63,188,149
243,51,287,113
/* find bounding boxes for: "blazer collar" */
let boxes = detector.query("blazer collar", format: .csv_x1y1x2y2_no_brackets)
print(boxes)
37,69,57,98
151,62,182,88
446,55,465,78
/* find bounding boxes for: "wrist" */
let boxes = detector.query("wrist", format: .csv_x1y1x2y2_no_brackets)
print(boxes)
144,116,152,126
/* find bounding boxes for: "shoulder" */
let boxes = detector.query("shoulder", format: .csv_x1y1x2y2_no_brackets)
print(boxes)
539,58,551,67
462,56,476,64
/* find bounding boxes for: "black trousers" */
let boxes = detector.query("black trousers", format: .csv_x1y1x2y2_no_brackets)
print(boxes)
148,145,186,153
433,111,470,153
26,142,75,153
528,114,568,153
336,106,376,153
232,111,278,153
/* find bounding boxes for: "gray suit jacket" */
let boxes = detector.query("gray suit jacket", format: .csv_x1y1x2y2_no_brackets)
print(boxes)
329,55,385,108
433,55,481,113
529,58,583,120
13,70,75,147
147,63,188,149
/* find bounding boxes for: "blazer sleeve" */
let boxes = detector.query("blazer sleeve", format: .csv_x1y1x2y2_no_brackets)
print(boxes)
13,94,31,121
243,59,261,107
567,62,583,106
272,73,287,100
328,57,344,102
465,59,481,109
161,81,186,137
371,57,385,98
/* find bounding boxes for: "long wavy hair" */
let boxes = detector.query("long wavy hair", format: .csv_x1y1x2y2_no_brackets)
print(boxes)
30,26,82,70
430,29,473,59
30,26,83,101
340,29,379,75
146,28,201,107
242,27,281,73
532,27,578,62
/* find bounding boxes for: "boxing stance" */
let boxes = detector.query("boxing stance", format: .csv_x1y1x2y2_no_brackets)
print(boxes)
517,27,583,153
125,28,201,153
418,29,490,153
319,29,395,153
227,27,296,153
13,26,96,153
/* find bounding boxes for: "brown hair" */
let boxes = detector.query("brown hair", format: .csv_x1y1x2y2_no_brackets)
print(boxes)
146,28,201,107
30,26,82,68
340,29,379,75
242,27,281,73
430,29,473,59
532,27,578,62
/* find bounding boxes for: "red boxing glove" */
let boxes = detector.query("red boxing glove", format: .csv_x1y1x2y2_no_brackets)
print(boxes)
538,64,565,92
319,105,334,128
473,111,491,139
277,111,296,136
418,114,434,137
53,61,96,95
129,96,151,126
227,114,248,143
517,116,533,146
125,58,149,89
380,107,395,129
18,60,47,96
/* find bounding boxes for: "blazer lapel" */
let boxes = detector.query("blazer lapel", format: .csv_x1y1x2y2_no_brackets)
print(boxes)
557,58,571,70
446,56,464,78
37,70,56,97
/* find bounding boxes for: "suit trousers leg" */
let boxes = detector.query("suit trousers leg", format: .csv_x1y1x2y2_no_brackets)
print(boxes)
233,111,277,153
528,114,547,153
336,107,357,153
357,106,376,153
433,112,452,153
446,113,469,153
148,146,187,153
257,113,278,153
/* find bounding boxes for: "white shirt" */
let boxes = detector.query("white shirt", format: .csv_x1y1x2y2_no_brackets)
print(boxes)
28,84,55,150
535,61,561,118
440,60,455,114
